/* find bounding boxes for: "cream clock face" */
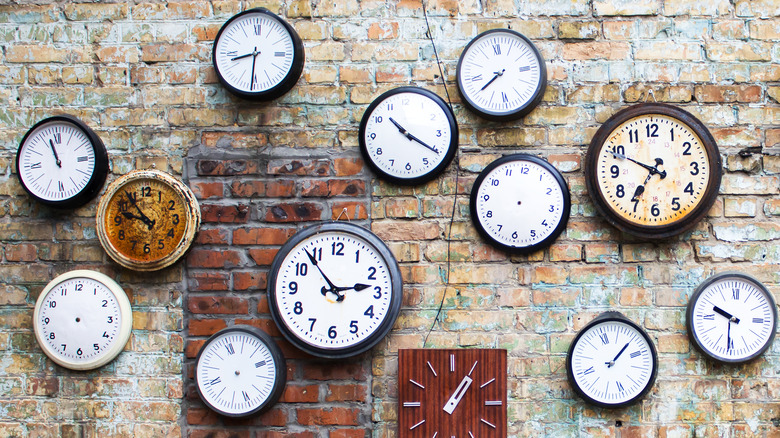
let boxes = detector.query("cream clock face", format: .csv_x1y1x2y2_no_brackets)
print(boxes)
33,270,132,370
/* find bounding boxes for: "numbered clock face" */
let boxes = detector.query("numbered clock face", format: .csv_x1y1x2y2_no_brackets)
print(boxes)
567,312,658,409
456,28,547,121
268,222,403,359
212,7,304,100
195,326,286,417
470,154,570,254
398,349,507,438
96,170,201,271
687,272,777,364
585,103,722,239
16,115,108,208
33,270,132,370
359,87,458,185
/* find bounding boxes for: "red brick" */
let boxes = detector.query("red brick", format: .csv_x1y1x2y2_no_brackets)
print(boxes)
267,159,330,176
185,339,206,358
188,318,227,336
694,84,762,103
186,408,219,426
257,431,314,438
197,159,261,176
266,180,295,197
301,180,329,197
233,271,267,291
186,249,242,269
325,384,367,402
329,429,369,438
280,384,320,403
200,204,250,223
188,272,230,291
265,202,323,222
187,296,249,314
329,179,365,196
331,202,369,220
301,362,367,381
296,408,359,426
248,248,279,266
195,228,229,245
230,180,265,197
5,244,37,262
333,158,363,176
233,227,296,245
190,182,223,199
233,318,281,337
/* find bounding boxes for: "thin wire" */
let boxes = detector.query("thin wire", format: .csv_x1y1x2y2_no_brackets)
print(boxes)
422,1,459,348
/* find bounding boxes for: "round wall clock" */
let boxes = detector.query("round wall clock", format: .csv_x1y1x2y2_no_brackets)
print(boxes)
584,103,722,239
33,270,132,370
267,221,403,359
16,115,109,209
456,28,547,121
359,86,458,185
566,311,658,409
195,325,286,418
686,272,777,364
212,7,304,100
96,169,201,271
398,349,507,438
470,154,570,254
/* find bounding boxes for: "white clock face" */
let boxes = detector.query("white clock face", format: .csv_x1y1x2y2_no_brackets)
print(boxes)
360,87,457,184
688,274,777,363
33,271,132,370
195,327,284,417
569,319,656,407
457,29,545,120
471,155,569,253
18,119,98,202
213,10,296,94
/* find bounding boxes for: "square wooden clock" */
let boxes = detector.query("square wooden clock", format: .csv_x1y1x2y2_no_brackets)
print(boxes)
398,349,507,438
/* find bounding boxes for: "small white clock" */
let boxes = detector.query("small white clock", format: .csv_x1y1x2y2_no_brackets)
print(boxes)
33,270,132,370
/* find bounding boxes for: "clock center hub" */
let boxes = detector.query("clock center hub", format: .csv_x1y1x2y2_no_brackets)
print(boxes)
75,317,81,323
235,370,240,376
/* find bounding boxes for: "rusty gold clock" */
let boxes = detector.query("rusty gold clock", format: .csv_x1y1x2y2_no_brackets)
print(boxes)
97,169,200,271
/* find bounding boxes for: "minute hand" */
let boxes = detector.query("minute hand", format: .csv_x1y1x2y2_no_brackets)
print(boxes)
610,149,667,179
388,117,439,153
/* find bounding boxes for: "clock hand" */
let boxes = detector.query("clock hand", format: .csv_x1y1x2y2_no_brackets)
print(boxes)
605,342,630,368
230,52,255,61
713,305,740,323
49,139,62,168
305,249,347,301
123,190,156,229
609,148,667,179
388,117,439,153
320,283,371,302
727,319,732,352
443,375,473,414
249,47,258,91
480,69,506,91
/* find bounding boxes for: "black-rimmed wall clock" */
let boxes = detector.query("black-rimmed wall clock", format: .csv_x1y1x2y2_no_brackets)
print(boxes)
212,8,304,100
267,222,403,359
470,154,570,254
16,115,109,209
456,28,547,121
359,86,458,185
584,103,722,239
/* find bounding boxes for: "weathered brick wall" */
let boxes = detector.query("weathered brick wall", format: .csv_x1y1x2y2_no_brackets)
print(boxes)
0,1,779,437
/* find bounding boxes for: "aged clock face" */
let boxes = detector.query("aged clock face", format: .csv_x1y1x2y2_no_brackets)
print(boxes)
398,349,507,438
33,270,132,370
470,154,570,254
16,115,108,208
268,222,402,359
567,312,658,409
195,326,286,418
456,28,547,121
687,272,777,364
359,86,458,185
212,7,304,100
585,103,722,239
96,169,201,271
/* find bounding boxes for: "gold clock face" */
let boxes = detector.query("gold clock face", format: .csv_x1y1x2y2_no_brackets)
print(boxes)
97,170,200,271
586,103,721,239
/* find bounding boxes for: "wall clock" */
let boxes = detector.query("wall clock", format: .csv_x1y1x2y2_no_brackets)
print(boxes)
359,86,458,185
33,270,132,370
212,7,304,100
16,115,109,209
584,103,722,239
96,169,201,271
195,325,286,418
686,272,777,364
566,311,657,409
456,28,547,121
398,349,507,438
267,221,402,359
470,154,570,254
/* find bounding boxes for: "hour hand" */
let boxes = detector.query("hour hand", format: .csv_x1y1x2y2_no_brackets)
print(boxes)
123,191,155,229
713,305,740,323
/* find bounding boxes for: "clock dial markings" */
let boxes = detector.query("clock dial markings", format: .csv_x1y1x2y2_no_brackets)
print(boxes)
481,418,497,429
427,361,437,376
410,379,425,389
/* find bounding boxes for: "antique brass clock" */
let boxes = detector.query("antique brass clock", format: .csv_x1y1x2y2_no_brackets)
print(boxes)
96,169,200,271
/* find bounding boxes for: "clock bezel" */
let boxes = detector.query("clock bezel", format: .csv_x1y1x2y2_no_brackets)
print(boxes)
686,271,778,364
16,114,109,209
267,221,403,359
584,102,722,239
212,7,305,101
358,86,459,186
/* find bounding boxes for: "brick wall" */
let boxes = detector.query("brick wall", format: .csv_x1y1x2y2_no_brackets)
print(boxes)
0,1,779,437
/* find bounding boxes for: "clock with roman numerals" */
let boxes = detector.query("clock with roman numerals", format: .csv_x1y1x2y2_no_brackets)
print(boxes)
686,272,777,364
566,312,658,409
195,325,286,418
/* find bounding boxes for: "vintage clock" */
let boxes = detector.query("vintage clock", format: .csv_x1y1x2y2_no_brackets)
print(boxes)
470,154,570,254
686,272,777,364
584,103,722,239
96,169,201,271
567,312,658,409
359,86,458,185
456,28,547,121
267,222,402,359
195,325,286,418
33,270,132,370
16,115,109,209
398,349,507,438
212,7,304,100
